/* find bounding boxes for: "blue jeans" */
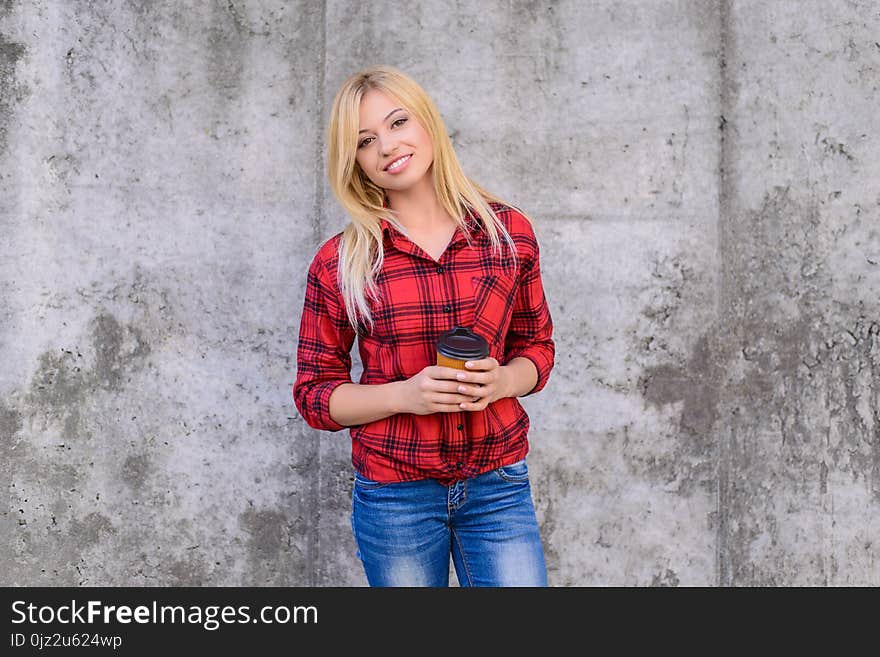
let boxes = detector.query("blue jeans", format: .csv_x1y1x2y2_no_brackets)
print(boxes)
350,458,548,587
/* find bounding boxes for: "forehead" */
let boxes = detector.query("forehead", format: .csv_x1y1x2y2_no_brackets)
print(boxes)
359,89,404,121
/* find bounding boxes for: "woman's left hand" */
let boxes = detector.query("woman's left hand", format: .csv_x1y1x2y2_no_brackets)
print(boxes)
454,357,510,411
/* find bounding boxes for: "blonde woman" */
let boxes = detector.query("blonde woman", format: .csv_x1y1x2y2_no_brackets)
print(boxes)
293,65,555,587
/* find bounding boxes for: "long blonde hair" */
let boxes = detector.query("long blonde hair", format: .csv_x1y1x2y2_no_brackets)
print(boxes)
326,65,534,335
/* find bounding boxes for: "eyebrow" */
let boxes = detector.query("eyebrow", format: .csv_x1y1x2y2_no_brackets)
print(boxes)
359,108,404,134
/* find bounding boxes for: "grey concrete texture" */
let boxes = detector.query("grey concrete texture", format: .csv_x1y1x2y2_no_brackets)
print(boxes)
0,0,877,586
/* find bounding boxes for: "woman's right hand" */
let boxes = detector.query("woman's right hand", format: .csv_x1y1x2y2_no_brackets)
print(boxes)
395,365,482,416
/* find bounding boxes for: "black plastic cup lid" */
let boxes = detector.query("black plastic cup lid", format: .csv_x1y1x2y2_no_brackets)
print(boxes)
436,326,489,360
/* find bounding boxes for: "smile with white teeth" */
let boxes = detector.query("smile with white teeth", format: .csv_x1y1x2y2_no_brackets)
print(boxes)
386,154,411,171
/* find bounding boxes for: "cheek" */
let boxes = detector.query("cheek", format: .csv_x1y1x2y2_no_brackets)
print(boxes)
415,131,432,155
355,154,377,181
403,123,430,154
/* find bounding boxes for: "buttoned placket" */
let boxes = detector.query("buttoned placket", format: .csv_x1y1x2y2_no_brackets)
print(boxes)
383,219,476,477
437,240,472,477
436,243,465,474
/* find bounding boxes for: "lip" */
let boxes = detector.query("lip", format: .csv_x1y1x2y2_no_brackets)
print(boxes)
383,153,412,173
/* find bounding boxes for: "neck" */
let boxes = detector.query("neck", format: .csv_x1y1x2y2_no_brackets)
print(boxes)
385,169,456,232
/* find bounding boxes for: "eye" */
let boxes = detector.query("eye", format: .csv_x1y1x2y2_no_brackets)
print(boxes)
357,116,408,148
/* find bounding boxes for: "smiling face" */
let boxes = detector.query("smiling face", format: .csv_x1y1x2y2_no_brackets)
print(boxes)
355,88,434,192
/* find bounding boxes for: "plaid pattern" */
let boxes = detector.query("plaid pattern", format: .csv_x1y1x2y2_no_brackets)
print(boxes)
293,202,554,486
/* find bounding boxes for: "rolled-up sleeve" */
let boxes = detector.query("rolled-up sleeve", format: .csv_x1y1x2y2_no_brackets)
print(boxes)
503,227,555,397
293,247,355,431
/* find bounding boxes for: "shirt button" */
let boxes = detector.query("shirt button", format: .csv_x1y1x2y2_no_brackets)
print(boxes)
437,266,444,274
457,424,464,430
455,462,464,470
443,305,451,313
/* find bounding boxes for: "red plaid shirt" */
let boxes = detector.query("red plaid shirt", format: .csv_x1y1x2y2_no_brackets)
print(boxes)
293,202,554,486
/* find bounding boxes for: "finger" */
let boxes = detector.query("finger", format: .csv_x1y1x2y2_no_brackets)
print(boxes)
455,383,486,399
456,371,489,384
432,391,482,405
435,401,467,412
464,357,498,371
443,381,484,395
431,365,469,380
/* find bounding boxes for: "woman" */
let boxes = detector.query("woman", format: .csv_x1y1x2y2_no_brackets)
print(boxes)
293,65,555,586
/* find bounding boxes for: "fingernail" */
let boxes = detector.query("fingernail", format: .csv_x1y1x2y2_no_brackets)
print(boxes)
466,362,473,368
456,373,465,380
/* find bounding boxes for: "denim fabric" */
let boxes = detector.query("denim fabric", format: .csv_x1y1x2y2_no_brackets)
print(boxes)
350,458,547,587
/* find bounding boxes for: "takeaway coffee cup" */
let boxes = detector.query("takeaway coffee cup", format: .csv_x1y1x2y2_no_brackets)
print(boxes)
436,326,489,370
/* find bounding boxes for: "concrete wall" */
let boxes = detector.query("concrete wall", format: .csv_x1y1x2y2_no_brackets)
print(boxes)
1,0,877,586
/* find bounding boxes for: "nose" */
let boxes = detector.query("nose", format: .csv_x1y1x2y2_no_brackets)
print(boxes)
379,136,399,157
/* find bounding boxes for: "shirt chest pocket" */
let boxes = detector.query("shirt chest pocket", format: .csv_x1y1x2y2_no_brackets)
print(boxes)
470,273,517,348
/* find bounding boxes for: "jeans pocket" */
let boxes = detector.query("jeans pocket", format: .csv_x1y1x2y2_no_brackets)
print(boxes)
353,470,390,490
494,458,529,483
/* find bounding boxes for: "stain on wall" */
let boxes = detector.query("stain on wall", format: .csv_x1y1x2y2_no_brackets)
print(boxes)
716,184,880,585
0,3,27,158
637,333,719,497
